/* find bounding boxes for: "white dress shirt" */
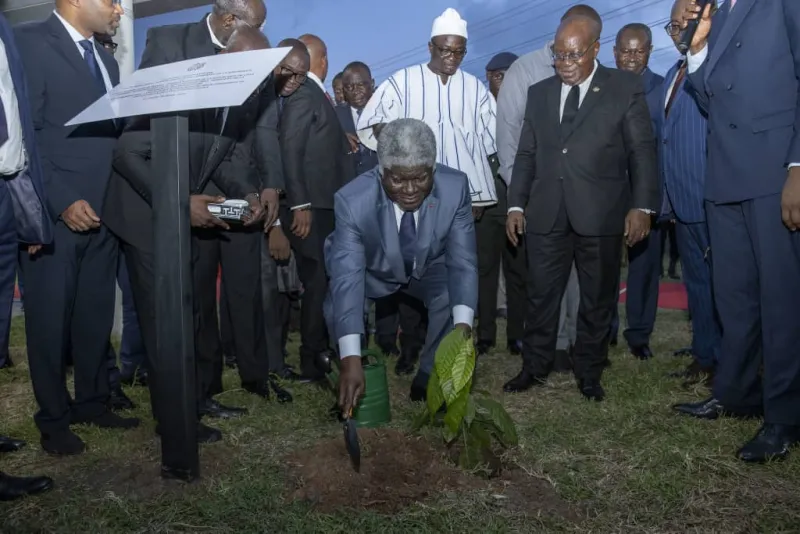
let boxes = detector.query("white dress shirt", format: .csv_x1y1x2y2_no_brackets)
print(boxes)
53,11,112,92
0,37,26,175
206,15,225,49
338,203,474,358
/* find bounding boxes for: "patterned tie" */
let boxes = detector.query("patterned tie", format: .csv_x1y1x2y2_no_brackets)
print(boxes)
0,99,8,148
399,211,416,278
78,40,106,94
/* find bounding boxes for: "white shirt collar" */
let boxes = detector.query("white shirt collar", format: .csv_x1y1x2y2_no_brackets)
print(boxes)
53,10,93,44
306,71,327,94
206,14,225,49
563,60,599,93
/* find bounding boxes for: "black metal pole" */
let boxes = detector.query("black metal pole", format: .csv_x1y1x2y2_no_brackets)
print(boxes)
150,113,199,480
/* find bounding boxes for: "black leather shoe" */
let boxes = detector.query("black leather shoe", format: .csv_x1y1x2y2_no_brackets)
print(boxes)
74,410,140,430
199,398,247,419
578,379,604,401
506,340,522,356
630,344,654,360
672,396,762,420
0,436,26,453
273,365,302,382
242,381,270,399
503,371,547,393
109,386,135,412
395,347,419,376
736,424,800,463
475,340,493,356
410,372,428,402
267,376,293,403
0,472,53,501
41,430,85,456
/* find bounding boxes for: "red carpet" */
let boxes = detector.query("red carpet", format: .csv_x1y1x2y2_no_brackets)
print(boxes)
618,281,688,310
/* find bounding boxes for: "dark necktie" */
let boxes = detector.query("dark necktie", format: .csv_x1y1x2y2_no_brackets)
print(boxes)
399,211,416,278
561,85,580,129
79,40,106,94
0,98,8,148
665,63,687,117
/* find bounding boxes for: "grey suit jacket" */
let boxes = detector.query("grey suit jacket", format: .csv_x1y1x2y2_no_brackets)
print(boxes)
324,164,478,340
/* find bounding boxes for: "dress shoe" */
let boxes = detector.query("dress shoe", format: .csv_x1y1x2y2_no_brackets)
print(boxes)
578,379,604,401
475,340,493,356
503,370,547,393
0,435,26,453
410,372,428,402
395,347,419,376
272,365,302,382
506,339,522,356
109,386,135,412
41,430,85,456
156,422,222,444
629,344,654,360
553,347,573,373
0,472,53,501
267,376,293,403
736,424,800,463
672,396,762,420
199,398,247,419
378,344,400,357
242,381,270,399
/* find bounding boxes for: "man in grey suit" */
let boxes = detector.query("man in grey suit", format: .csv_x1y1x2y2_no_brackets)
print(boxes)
328,119,478,414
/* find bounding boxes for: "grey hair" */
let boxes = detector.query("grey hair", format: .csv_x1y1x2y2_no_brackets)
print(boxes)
377,119,437,170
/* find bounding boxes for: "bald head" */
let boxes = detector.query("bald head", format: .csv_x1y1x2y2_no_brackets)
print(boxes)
561,4,602,33
277,38,311,70
209,0,267,46
553,15,601,86
298,34,329,81
224,26,270,53
559,15,602,43
274,38,311,97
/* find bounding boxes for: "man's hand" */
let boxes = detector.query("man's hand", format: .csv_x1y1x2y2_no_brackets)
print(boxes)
506,211,525,246
27,245,42,256
242,193,264,226
261,188,280,228
291,208,312,239
189,194,230,230
682,0,713,55
346,133,360,153
455,322,472,338
472,206,485,220
338,356,365,417
624,210,652,247
268,225,292,260
781,167,800,230
61,200,100,232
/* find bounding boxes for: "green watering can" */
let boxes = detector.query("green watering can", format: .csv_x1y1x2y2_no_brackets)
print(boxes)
319,349,392,427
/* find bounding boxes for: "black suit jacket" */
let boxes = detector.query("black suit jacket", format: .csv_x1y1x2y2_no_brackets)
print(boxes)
334,104,378,176
280,80,355,209
14,14,121,221
252,78,284,190
509,65,659,236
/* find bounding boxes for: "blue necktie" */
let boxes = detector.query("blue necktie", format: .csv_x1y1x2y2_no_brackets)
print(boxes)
79,40,106,94
0,98,8,148
399,211,416,278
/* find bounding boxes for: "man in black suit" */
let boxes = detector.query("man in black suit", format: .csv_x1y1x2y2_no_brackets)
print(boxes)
14,0,139,455
503,15,659,400
105,27,270,443
281,34,355,380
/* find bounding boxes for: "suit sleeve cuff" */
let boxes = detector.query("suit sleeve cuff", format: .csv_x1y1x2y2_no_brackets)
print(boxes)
339,334,362,358
507,207,523,214
686,46,708,74
291,203,311,210
452,305,474,328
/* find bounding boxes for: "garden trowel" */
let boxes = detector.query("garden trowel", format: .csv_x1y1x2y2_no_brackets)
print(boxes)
343,409,361,472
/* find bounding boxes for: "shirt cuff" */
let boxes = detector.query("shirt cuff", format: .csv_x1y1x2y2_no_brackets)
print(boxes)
508,207,523,214
291,203,311,210
789,163,800,168
686,45,708,74
638,208,655,214
338,334,362,358
272,219,281,227
452,305,474,327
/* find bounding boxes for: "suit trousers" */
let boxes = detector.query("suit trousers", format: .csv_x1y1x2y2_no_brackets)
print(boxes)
260,236,293,373
706,195,800,425
621,224,662,348
556,263,579,350
475,177,526,344
374,292,427,353
0,187,16,370
22,222,117,433
193,225,268,397
674,220,719,368
281,207,334,377
522,200,621,381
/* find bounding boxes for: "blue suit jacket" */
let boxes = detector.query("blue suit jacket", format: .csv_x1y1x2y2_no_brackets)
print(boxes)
657,60,709,223
688,0,800,202
324,164,478,340
0,14,52,245
334,103,378,176
642,67,665,138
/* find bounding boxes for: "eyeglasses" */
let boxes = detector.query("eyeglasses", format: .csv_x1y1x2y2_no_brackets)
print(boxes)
431,43,467,59
343,81,371,92
664,20,682,36
101,42,118,52
550,39,598,64
279,66,307,83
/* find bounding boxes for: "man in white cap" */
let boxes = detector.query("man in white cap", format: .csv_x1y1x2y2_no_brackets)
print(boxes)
356,8,496,372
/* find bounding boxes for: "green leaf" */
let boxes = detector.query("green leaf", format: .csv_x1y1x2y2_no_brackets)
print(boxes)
474,397,519,447
450,337,475,395
443,388,469,436
464,395,476,426
434,330,468,396
442,423,458,443
458,425,492,470
410,406,430,431
426,370,445,418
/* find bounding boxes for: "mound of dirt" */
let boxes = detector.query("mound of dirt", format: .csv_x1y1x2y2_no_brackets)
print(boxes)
283,428,577,519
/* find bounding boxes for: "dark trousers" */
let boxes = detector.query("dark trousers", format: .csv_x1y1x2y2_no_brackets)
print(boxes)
260,240,294,372
374,292,427,353
194,226,268,397
281,207,334,377
660,221,679,274
707,195,800,425
675,220,719,368
476,177,526,344
106,252,148,389
522,202,621,381
219,280,236,368
0,187,15,370
620,224,661,348
22,222,117,433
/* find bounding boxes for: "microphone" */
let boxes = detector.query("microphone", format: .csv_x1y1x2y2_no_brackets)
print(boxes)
677,0,714,54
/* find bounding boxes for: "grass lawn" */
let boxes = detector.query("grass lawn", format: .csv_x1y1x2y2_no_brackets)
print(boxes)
1,307,799,533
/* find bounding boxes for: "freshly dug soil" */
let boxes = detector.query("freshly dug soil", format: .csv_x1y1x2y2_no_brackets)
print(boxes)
283,428,576,519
